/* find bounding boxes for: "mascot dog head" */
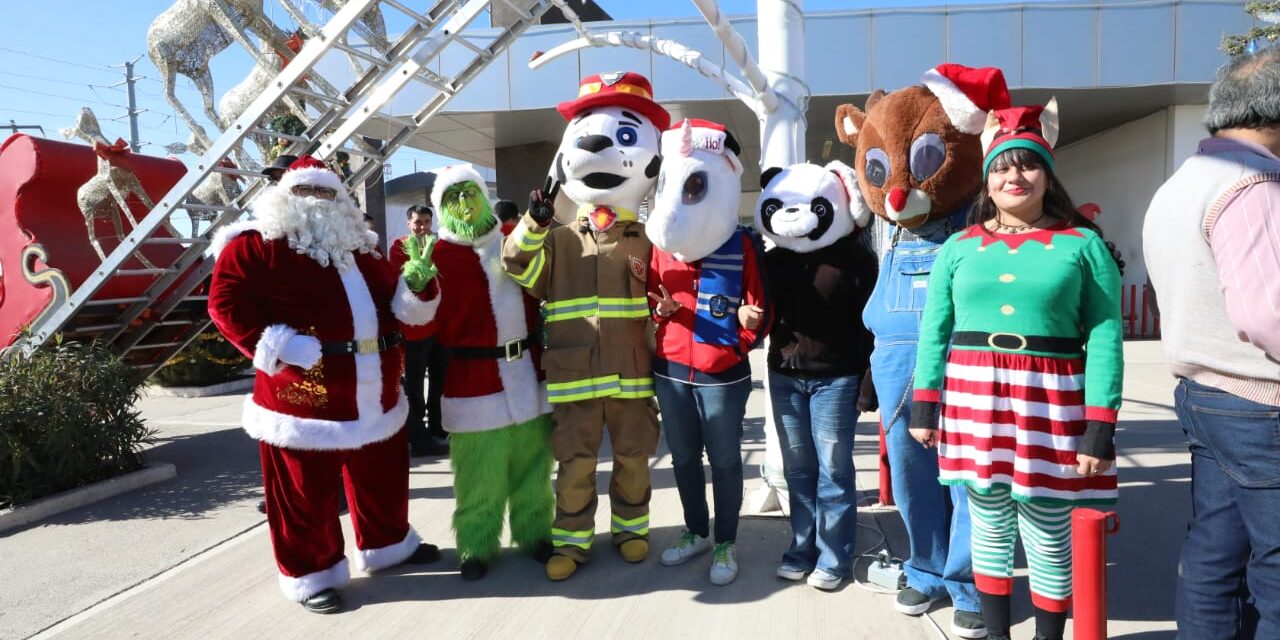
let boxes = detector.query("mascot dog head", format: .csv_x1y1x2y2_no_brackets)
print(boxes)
646,119,744,262
834,64,1010,229
553,71,670,215
755,161,868,254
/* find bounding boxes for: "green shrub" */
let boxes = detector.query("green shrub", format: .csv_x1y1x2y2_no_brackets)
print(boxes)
151,331,249,387
0,341,154,508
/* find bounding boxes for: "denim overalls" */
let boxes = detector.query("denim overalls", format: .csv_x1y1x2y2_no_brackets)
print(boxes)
862,210,979,612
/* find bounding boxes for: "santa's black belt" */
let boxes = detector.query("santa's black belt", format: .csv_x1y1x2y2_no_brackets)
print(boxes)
320,333,403,356
951,331,1082,354
448,338,531,362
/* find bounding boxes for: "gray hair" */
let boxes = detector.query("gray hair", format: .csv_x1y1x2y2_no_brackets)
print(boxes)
1206,45,1280,135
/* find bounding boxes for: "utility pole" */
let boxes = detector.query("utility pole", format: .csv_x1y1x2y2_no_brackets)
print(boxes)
111,57,143,150
5,120,46,136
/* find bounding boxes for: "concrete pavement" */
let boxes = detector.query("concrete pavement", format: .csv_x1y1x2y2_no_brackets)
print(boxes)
3,342,1185,639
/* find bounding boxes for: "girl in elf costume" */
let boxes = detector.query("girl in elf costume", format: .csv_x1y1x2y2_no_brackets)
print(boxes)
909,101,1123,640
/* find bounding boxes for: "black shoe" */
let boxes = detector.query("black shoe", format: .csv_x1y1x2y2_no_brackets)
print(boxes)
301,588,343,614
894,587,939,615
410,437,450,457
460,559,488,580
530,540,554,564
952,610,989,639
404,542,441,564
256,500,267,515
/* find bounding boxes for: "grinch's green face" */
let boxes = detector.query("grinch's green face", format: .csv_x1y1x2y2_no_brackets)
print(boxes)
442,181,491,225
439,180,497,241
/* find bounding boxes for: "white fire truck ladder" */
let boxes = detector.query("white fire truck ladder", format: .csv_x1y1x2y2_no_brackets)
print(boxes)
11,0,553,376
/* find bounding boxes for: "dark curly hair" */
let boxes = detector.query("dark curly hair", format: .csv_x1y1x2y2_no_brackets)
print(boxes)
970,147,1124,274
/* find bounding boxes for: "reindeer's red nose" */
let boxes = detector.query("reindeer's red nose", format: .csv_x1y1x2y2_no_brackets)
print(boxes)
888,188,909,212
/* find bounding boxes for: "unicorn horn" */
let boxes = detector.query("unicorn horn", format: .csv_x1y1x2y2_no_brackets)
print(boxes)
680,119,694,157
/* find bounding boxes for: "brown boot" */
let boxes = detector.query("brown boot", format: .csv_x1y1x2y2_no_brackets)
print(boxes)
619,539,649,563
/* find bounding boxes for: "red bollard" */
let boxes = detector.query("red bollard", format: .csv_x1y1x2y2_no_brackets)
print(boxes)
878,421,894,506
1073,509,1121,640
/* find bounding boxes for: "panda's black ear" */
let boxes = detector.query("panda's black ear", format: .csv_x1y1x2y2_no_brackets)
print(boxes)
760,167,784,189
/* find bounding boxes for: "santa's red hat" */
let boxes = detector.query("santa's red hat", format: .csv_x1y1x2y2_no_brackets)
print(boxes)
921,64,1011,135
557,71,671,131
662,118,743,175
278,155,345,193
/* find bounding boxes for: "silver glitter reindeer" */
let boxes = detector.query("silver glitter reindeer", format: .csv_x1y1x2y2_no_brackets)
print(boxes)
62,108,161,269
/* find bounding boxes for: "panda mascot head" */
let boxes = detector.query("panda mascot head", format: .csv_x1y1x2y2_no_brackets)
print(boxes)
552,72,670,220
755,161,869,253
646,119,744,262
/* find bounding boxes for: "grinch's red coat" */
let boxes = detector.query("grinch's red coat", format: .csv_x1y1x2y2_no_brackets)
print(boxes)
209,223,437,450
403,226,550,432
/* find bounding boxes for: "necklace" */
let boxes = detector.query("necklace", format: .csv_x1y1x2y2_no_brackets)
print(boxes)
992,212,1047,234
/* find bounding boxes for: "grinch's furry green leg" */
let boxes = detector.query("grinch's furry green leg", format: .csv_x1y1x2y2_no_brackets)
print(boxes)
450,429,509,563
506,414,555,553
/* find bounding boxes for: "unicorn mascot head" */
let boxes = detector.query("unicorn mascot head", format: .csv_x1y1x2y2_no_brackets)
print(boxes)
647,119,745,262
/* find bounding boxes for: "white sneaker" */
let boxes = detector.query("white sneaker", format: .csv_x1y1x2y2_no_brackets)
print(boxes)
807,568,843,591
709,542,738,586
776,564,809,581
660,529,711,566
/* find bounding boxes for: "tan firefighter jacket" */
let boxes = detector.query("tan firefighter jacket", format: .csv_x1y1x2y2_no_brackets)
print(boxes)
502,209,654,404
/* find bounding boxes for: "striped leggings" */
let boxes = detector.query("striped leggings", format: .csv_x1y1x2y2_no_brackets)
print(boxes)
968,485,1074,612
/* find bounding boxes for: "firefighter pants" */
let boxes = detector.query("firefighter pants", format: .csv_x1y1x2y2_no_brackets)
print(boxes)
549,397,660,561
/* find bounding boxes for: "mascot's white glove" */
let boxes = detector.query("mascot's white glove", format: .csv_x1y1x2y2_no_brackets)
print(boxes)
279,334,323,369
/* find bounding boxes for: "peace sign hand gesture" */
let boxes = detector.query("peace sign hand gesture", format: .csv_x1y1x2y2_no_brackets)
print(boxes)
402,234,439,293
647,284,681,319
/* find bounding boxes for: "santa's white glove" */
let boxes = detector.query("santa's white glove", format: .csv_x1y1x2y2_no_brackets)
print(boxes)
279,334,322,369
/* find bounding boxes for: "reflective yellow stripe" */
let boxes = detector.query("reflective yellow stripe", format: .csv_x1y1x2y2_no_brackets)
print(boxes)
551,527,594,549
616,376,655,399
610,513,650,535
515,225,548,251
546,375,622,403
511,250,545,289
546,296,599,322
598,296,650,319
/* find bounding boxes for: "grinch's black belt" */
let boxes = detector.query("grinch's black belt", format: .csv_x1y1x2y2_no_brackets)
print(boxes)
448,337,531,362
320,333,402,356
952,331,1082,354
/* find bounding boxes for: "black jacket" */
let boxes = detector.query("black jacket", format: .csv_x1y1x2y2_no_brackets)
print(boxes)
765,232,878,377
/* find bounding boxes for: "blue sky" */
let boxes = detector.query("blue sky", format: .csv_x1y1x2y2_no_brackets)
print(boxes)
1,0,1056,174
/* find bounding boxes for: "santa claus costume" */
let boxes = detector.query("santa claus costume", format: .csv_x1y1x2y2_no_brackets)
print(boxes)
208,156,439,613
398,164,555,580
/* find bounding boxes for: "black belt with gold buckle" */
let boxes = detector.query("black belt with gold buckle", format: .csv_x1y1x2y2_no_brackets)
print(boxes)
320,333,403,356
448,337,530,362
952,331,1082,354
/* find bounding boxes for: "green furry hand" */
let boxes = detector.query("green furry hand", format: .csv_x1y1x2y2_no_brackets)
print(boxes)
401,234,438,293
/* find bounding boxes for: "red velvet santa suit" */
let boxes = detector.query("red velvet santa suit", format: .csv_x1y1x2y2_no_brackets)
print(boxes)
208,169,437,602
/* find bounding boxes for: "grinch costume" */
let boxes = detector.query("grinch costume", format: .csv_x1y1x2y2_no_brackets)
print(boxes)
396,164,554,580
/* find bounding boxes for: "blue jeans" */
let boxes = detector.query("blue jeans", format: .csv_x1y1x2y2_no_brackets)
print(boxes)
654,375,751,542
861,215,979,613
769,371,860,577
1174,379,1280,640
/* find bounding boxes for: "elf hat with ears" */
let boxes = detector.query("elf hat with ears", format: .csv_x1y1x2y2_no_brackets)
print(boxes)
980,98,1060,178
920,64,1013,135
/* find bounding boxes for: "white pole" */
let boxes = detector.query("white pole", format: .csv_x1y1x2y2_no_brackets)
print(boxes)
748,0,806,515
756,0,806,167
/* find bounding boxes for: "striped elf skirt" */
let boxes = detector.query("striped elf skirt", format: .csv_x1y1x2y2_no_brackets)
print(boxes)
937,348,1117,505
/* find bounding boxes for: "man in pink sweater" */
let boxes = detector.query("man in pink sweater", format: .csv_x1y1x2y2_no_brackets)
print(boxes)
1143,45,1280,640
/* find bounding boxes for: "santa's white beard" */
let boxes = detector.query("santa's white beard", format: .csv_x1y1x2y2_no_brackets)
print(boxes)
252,188,377,271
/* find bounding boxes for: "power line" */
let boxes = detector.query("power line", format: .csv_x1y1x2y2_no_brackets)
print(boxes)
0,46,114,73
0,107,66,119
0,70,119,88
0,82,128,109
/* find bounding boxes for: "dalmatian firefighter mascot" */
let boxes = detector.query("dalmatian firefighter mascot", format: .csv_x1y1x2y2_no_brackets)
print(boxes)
395,163,555,581
502,71,669,581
